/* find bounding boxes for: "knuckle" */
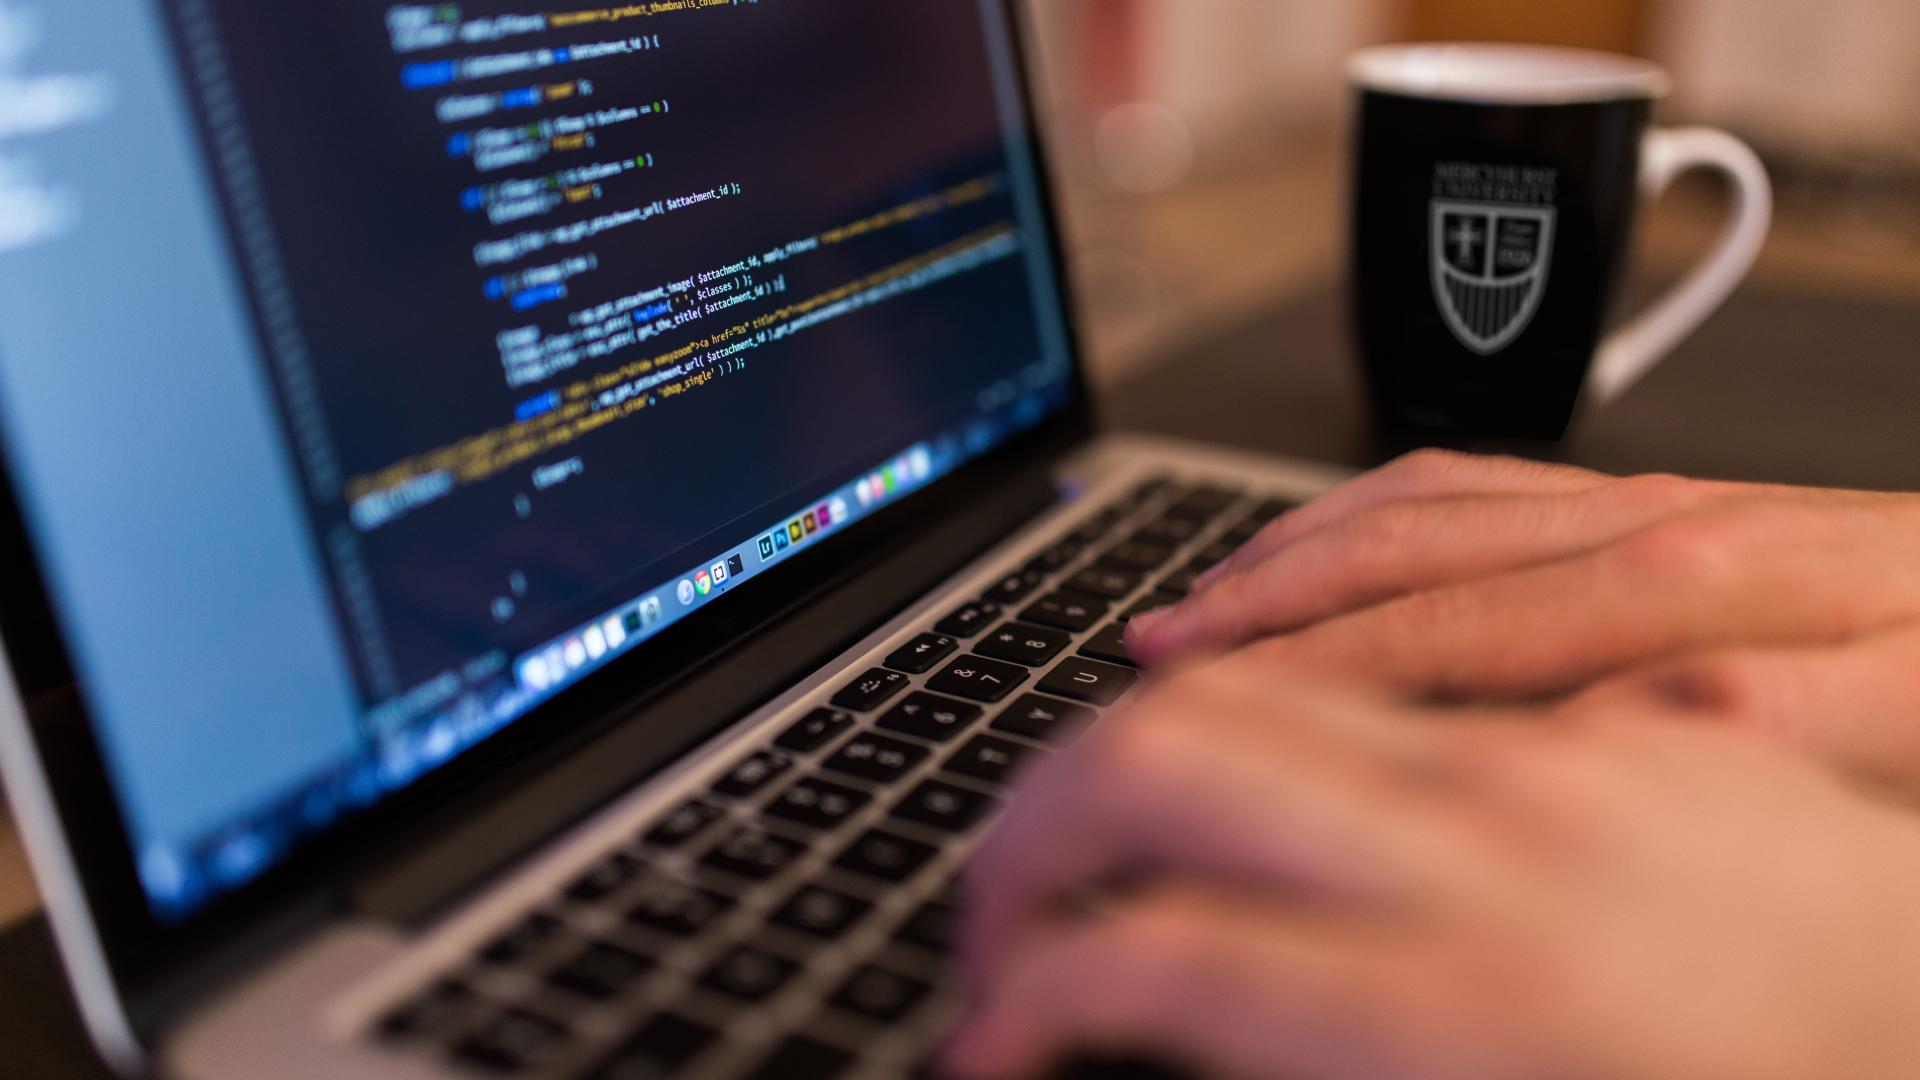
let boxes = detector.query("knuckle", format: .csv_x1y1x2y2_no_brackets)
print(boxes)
1319,505,1432,588
1344,502,1428,550
1606,518,1741,582
1648,655,1769,715
1382,447,1476,485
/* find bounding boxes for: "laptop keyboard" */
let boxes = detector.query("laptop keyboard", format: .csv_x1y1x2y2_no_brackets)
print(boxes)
371,476,1294,1079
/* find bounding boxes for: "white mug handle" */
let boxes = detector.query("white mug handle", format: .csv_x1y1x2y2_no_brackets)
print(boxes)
1586,127,1773,405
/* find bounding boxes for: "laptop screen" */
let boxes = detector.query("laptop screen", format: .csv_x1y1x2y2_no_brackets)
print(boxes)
0,0,1073,920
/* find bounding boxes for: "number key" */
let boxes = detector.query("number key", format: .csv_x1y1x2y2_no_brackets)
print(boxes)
975,622,1071,667
1078,623,1138,668
926,655,1028,703
877,692,983,743
1065,566,1141,601
981,568,1047,605
774,708,855,753
823,732,929,784
1021,590,1108,633
934,600,1001,638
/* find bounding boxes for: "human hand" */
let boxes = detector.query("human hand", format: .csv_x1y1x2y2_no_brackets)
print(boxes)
948,654,1920,1080
1123,451,1920,784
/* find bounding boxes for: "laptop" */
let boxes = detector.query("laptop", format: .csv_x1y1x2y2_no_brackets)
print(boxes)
0,1,1346,1076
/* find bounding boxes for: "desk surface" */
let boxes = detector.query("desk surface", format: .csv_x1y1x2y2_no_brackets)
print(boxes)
5,277,1917,1077
1103,277,1920,491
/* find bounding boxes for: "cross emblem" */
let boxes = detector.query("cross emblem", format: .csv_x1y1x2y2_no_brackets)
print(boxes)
1448,218,1483,265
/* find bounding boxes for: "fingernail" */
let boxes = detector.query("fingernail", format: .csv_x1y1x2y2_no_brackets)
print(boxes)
1127,607,1171,638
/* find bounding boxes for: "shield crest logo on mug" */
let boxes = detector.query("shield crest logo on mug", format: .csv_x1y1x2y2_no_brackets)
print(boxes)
1430,200,1556,355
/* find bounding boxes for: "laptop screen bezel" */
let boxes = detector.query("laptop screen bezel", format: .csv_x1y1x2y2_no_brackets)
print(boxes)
0,0,1095,1035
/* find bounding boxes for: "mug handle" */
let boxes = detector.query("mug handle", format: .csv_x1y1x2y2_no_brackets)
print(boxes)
1586,127,1773,405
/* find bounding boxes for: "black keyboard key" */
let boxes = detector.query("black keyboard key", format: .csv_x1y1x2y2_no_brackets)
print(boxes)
823,731,930,784
1079,623,1138,668
701,827,807,881
883,633,959,675
699,944,799,1002
712,750,793,799
1248,497,1296,522
877,692,984,743
894,898,957,954
1097,540,1175,572
478,912,568,967
1164,486,1241,521
1220,517,1266,545
892,779,997,832
765,776,873,831
1158,566,1202,595
1021,590,1108,633
833,828,938,883
944,734,1039,787
981,568,1047,605
547,941,654,1000
994,694,1097,743
740,1035,853,1080
770,884,873,939
1133,515,1204,545
934,600,1001,638
566,851,644,903
1067,511,1123,545
831,964,933,1023
644,799,724,849
1190,540,1239,569
378,979,476,1041
584,1013,717,1079
450,1008,570,1074
1126,475,1177,504
1025,539,1084,573
975,622,1071,667
1039,658,1138,706
927,655,1028,703
1065,566,1141,601
775,708,856,753
1121,591,1182,623
625,876,734,937
830,668,911,712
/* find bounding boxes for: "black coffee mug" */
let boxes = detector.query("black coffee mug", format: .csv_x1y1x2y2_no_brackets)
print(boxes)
1349,44,1771,439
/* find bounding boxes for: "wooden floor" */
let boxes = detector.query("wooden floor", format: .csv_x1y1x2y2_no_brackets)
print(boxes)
3,141,1917,933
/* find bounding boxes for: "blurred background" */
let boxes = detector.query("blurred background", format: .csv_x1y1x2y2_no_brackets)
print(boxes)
1029,0,1920,382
